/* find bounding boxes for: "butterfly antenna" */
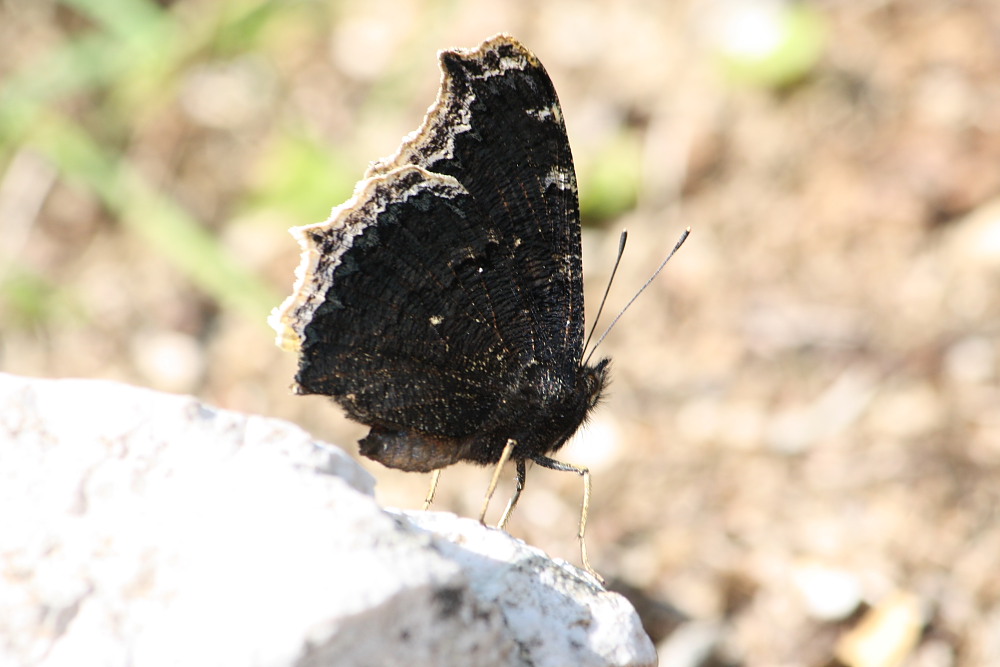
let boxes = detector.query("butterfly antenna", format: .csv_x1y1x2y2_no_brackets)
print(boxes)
581,230,628,362
583,227,690,366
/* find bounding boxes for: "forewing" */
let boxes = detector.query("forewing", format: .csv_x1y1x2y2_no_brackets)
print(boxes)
368,34,585,372
269,34,586,440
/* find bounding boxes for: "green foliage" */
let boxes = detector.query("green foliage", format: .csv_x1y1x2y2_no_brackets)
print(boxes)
249,132,358,224
714,2,826,90
0,0,303,324
0,268,74,329
578,130,642,223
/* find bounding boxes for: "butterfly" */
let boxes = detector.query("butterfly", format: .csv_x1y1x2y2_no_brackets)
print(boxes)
270,33,610,577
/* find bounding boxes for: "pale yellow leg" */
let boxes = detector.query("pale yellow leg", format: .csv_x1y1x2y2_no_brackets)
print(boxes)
479,438,516,524
532,455,603,584
497,459,526,530
577,466,602,583
422,469,442,510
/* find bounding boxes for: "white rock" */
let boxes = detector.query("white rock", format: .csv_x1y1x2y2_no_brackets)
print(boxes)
0,373,655,667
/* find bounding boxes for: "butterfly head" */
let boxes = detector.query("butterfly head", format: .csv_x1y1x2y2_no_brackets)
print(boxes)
581,357,611,412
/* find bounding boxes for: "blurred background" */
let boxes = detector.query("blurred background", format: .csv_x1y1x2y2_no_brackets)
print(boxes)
3,0,1000,664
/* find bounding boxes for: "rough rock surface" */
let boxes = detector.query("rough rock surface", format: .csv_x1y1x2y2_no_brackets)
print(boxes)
0,373,655,667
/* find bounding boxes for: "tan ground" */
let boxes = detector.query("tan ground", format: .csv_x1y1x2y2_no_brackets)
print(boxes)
3,1,999,664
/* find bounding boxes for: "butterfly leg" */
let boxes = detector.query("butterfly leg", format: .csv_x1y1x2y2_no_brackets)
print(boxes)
478,438,516,524
497,459,526,530
531,455,602,583
422,469,442,510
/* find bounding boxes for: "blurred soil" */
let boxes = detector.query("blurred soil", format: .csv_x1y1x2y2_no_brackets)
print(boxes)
3,1,1000,664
